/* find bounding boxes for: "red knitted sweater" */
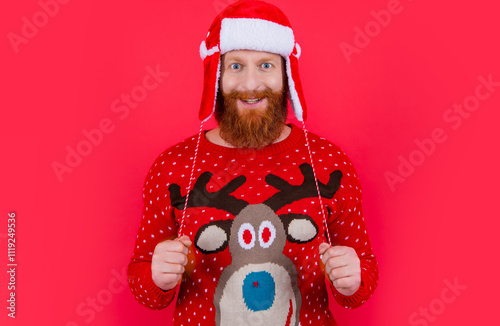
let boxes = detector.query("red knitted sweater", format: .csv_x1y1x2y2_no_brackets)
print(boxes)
128,123,378,325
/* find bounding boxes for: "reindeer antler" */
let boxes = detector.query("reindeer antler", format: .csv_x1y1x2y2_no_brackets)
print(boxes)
263,163,343,212
169,172,248,216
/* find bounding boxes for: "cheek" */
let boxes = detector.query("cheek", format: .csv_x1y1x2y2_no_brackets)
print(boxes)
266,73,284,92
221,74,237,94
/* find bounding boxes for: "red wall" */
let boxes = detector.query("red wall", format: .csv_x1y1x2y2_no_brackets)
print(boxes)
2,0,499,325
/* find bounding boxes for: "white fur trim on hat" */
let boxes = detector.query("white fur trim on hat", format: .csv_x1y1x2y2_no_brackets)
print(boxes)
285,56,303,121
209,59,222,122
219,18,295,56
200,41,220,60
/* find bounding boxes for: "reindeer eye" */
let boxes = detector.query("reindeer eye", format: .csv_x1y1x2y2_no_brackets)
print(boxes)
238,223,256,250
258,221,276,248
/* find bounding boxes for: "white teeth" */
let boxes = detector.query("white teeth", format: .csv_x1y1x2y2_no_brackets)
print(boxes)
244,98,261,104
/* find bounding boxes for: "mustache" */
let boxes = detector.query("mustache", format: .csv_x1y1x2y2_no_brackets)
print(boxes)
223,88,280,100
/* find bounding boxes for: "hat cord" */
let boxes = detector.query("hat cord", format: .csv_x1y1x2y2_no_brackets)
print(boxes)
178,120,205,237
302,120,332,246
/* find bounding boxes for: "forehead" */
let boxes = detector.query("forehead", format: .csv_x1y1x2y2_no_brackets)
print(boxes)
222,50,282,62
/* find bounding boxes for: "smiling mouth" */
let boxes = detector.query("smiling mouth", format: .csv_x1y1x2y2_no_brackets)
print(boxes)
242,98,262,104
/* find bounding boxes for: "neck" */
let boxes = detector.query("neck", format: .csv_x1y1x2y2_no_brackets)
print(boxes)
205,124,292,148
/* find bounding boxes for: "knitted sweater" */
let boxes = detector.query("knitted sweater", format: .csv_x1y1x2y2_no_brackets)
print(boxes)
128,123,378,326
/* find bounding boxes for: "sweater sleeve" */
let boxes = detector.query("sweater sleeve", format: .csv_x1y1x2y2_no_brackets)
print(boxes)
127,152,180,310
325,151,379,309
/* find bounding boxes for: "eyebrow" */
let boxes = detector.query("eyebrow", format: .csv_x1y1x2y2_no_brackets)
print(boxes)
224,56,280,63
258,56,279,63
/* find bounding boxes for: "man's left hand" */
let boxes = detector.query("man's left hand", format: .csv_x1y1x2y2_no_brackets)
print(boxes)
319,243,361,296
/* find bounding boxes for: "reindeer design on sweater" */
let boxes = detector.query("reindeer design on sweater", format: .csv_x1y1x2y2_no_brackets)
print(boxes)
169,163,342,326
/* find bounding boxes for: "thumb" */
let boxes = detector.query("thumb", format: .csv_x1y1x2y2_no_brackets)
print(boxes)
318,242,330,255
178,235,192,248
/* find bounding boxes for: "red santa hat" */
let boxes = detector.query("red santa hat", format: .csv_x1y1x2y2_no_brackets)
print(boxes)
198,0,307,122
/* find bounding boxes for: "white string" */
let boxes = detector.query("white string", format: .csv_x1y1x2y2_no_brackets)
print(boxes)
178,121,205,237
301,120,332,246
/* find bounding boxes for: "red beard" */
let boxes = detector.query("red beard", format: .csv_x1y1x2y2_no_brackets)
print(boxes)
214,88,288,149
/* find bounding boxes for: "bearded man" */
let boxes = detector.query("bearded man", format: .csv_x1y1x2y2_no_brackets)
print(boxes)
128,1,378,325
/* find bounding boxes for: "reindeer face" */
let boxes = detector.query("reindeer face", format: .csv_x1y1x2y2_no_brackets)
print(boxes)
229,204,286,260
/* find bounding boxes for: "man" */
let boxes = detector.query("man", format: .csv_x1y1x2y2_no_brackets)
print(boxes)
128,1,378,325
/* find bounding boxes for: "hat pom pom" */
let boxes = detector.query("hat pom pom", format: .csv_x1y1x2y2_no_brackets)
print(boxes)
200,41,208,60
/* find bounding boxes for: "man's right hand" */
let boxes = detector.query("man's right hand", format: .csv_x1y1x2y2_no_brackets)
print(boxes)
151,235,192,291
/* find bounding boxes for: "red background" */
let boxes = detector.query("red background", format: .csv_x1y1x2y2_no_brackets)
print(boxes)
2,0,499,325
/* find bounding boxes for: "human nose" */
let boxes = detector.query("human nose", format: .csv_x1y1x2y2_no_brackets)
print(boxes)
240,68,263,92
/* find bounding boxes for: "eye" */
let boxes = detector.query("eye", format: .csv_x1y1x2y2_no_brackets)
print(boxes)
230,63,241,70
238,223,256,250
258,221,276,249
261,62,272,69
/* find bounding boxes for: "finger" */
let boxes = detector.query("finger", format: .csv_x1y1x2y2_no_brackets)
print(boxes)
328,265,352,282
153,246,188,266
160,251,189,266
327,245,351,257
177,235,192,249
157,239,190,256
332,275,358,290
318,242,330,255
323,254,350,277
322,247,350,266
153,262,186,275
